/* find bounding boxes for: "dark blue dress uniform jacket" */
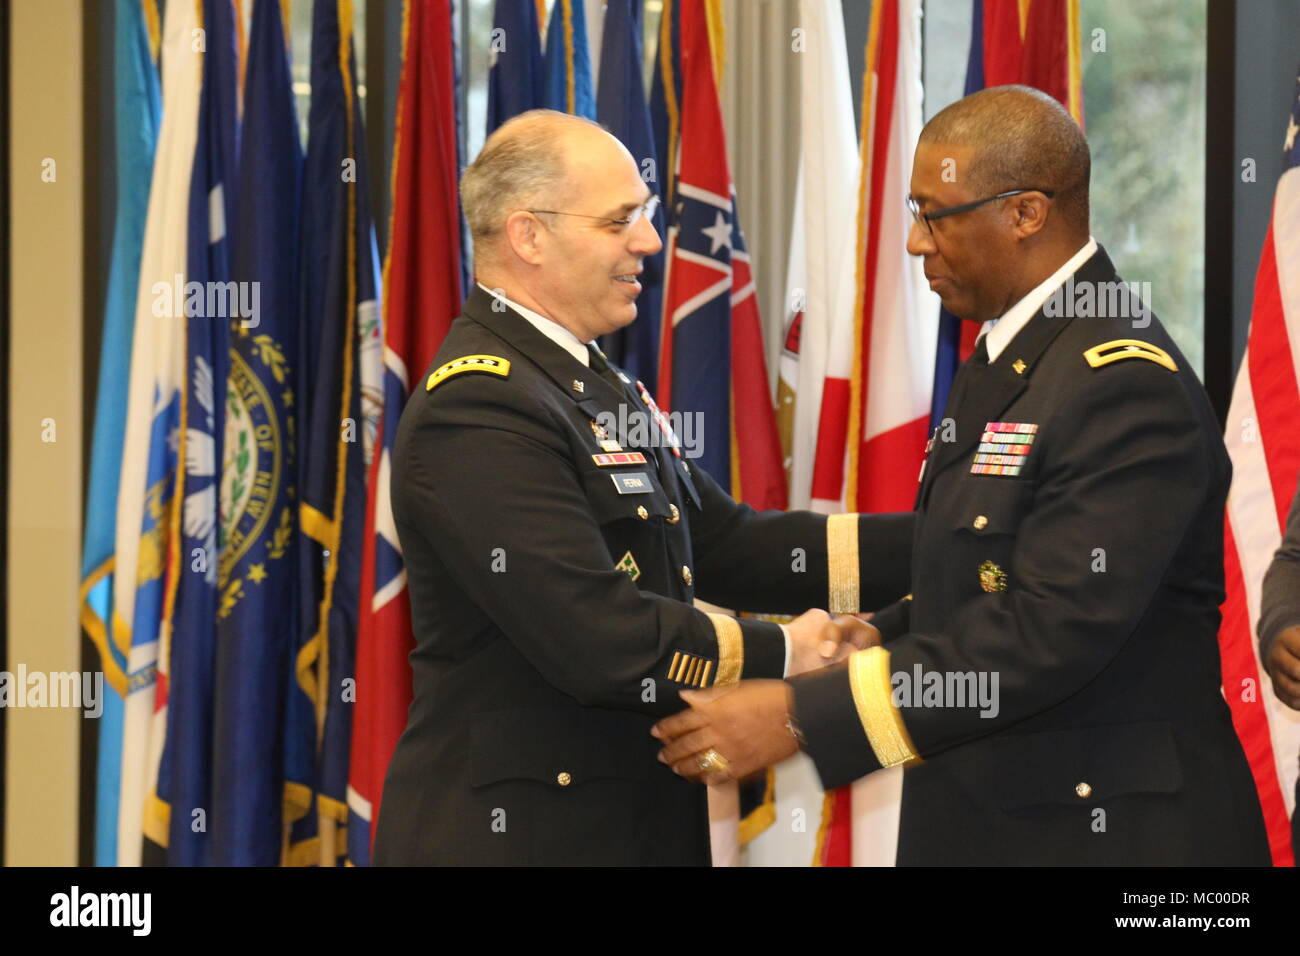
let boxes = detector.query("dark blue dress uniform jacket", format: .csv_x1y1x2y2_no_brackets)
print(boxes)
371,285,913,865
793,247,1272,865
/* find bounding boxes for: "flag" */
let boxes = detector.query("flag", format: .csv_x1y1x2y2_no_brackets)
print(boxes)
750,0,875,869
1219,72,1300,867
544,0,595,118
810,0,935,868
485,0,546,136
657,0,784,511
777,0,862,513
649,0,681,213
595,0,664,393
112,0,203,868
929,0,1083,430
350,0,465,865
150,0,241,866
212,0,302,866
287,0,383,868
80,0,161,868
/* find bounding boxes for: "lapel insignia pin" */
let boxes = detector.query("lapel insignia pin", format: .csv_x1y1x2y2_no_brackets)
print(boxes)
572,379,585,393
978,560,1008,593
971,421,1038,476
616,550,641,581
1012,359,1027,374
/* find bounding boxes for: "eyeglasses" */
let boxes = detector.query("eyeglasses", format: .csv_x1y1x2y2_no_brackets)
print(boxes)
907,188,1055,234
528,194,661,232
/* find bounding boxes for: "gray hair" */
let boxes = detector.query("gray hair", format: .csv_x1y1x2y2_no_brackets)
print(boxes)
460,109,607,258
920,85,1091,231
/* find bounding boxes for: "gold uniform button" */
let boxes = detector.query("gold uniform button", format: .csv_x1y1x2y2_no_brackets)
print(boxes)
636,505,649,520
973,515,988,530
1075,782,1092,799
557,772,572,787
668,504,681,524
682,565,693,587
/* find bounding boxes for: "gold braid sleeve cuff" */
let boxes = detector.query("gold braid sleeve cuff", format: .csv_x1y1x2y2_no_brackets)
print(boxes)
826,513,860,613
707,613,744,685
847,646,921,768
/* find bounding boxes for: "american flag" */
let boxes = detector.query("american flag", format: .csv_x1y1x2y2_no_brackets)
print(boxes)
1219,67,1300,867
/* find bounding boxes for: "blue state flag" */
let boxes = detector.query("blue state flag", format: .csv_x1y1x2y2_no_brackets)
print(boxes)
544,0,595,118
213,0,302,866
595,0,663,393
486,0,545,136
80,0,160,868
285,0,383,867
152,0,240,866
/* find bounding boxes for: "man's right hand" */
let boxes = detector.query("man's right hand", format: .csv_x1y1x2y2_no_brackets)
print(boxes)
1266,625,1300,709
786,609,882,676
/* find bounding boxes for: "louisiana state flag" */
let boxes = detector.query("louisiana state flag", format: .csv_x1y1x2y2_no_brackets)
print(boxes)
81,0,160,868
150,0,241,866
657,0,785,510
287,0,383,867
350,0,464,865
213,0,302,866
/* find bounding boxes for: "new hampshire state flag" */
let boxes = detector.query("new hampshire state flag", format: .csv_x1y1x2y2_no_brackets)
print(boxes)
213,0,302,866
150,0,241,866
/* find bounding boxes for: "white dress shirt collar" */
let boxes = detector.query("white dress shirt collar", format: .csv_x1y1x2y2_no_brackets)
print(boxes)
978,236,1098,362
477,282,590,367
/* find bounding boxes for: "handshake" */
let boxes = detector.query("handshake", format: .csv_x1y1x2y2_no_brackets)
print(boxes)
785,608,882,677
651,610,881,786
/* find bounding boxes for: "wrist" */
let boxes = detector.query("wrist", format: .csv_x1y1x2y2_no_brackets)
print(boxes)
782,683,807,749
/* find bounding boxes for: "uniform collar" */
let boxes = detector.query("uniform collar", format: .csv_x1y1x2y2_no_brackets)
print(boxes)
978,236,1098,361
475,282,590,366
463,284,614,406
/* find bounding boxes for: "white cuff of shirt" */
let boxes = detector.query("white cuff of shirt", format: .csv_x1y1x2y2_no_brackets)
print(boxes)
780,623,792,678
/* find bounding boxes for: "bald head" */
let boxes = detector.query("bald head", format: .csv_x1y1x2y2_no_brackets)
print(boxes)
921,85,1090,234
461,109,615,264
458,108,661,344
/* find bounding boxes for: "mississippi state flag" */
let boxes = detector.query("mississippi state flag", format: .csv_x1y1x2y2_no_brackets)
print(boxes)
658,0,784,510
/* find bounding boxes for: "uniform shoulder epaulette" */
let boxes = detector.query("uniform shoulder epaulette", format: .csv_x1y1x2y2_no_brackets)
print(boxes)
1082,339,1177,372
425,354,512,392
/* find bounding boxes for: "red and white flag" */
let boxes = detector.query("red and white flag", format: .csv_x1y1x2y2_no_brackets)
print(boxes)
1219,84,1300,867
811,0,936,867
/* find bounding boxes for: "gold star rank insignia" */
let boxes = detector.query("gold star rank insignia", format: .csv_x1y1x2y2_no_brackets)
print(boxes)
247,562,268,584
615,551,641,581
978,560,1007,593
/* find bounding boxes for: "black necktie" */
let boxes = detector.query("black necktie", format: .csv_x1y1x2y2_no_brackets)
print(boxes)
587,345,627,392
944,334,990,417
